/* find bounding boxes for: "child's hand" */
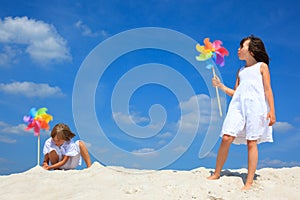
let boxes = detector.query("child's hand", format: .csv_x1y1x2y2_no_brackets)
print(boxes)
267,111,276,126
212,76,223,88
42,162,50,170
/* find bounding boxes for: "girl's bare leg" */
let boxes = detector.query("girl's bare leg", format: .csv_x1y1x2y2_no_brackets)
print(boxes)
242,140,258,190
207,134,235,180
79,141,92,168
48,150,59,165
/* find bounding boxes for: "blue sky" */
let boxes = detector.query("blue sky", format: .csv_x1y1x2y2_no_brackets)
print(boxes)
1,0,300,175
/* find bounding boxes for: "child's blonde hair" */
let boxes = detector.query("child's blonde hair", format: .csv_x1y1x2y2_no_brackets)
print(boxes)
51,123,75,141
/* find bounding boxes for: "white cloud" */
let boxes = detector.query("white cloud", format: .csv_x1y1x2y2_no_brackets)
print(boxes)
0,135,16,144
1,124,27,135
157,140,167,146
0,45,21,67
0,121,50,144
0,121,8,127
156,132,173,148
0,121,31,136
204,151,217,158
172,145,187,154
0,16,71,65
177,111,200,133
0,81,63,98
132,148,155,154
258,158,300,168
177,94,214,134
273,121,293,133
75,20,108,38
131,148,159,157
112,111,150,125
0,122,26,144
157,131,173,139
179,95,204,113
112,111,164,138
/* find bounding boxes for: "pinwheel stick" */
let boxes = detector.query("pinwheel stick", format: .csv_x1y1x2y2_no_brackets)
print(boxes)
212,66,222,117
23,107,53,166
37,135,40,166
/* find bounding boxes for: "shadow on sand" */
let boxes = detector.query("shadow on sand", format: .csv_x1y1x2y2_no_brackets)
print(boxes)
209,170,260,184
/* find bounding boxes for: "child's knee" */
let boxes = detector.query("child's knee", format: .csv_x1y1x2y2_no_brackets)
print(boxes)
222,134,234,144
78,141,88,151
49,150,58,156
247,140,257,148
79,140,84,148
48,150,59,163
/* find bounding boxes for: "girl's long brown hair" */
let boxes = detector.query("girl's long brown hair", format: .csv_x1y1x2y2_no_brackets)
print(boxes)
240,35,269,65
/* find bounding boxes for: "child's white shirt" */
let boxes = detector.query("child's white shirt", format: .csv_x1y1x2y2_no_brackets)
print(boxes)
43,138,82,169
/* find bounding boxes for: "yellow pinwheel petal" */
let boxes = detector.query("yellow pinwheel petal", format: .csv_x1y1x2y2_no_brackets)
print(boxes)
195,51,212,61
196,43,205,53
39,113,53,123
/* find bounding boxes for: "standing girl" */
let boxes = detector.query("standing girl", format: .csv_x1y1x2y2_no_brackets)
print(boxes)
207,35,276,190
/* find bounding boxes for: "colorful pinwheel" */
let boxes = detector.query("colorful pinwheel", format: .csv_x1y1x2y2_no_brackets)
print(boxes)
195,38,229,117
196,38,229,67
23,107,53,136
23,107,53,166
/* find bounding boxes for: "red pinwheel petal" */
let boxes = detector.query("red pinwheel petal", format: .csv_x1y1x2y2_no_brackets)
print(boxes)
25,120,40,135
34,126,40,136
26,121,36,130
34,120,41,136
212,40,222,49
217,47,229,57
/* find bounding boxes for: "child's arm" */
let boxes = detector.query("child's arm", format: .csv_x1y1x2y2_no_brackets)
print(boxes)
212,70,239,97
42,154,50,169
45,156,70,170
261,63,276,125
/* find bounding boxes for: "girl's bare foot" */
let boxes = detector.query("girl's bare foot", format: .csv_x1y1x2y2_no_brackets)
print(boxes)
207,173,220,180
241,182,252,190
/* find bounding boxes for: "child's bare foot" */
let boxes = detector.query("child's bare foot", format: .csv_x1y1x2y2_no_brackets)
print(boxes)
207,173,220,180
241,182,252,190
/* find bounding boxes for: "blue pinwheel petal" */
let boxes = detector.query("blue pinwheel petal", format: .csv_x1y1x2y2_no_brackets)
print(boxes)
29,107,37,117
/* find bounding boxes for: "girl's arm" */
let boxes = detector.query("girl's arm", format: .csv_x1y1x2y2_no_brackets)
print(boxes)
42,154,50,169
212,70,239,97
261,63,276,126
46,156,70,170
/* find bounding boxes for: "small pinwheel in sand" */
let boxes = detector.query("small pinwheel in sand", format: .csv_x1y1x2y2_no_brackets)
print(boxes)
23,107,53,166
195,38,229,116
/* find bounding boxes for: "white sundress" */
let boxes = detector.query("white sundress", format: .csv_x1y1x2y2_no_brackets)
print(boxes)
221,62,273,144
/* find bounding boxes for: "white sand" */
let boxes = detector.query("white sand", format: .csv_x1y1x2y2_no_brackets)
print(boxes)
0,162,299,200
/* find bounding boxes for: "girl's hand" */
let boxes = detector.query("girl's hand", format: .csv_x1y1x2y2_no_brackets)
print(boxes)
212,76,223,88
267,111,276,126
42,162,50,170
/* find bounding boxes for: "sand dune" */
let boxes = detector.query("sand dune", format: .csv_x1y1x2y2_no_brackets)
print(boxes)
0,162,299,200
